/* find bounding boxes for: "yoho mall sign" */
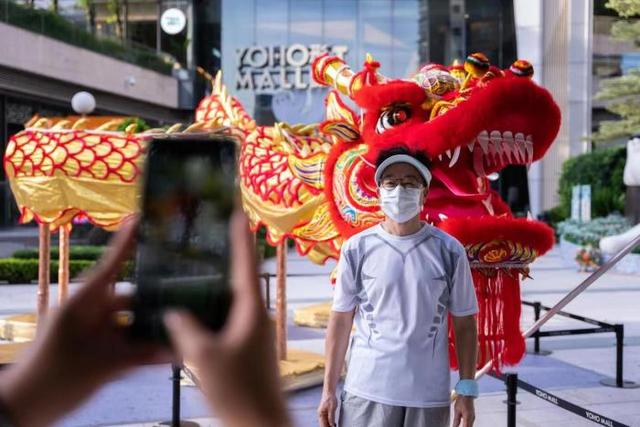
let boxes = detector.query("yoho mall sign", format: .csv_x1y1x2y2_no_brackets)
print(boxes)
235,44,348,92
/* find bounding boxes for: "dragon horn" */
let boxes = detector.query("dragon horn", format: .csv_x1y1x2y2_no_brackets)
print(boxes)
196,66,217,92
312,53,384,99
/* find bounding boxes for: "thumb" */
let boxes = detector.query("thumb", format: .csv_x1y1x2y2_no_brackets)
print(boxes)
164,310,216,361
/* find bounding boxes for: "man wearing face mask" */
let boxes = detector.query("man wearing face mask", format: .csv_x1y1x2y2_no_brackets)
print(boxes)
317,148,479,427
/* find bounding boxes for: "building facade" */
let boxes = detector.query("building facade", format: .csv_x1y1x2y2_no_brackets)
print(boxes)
221,0,529,212
0,0,220,226
2,0,616,226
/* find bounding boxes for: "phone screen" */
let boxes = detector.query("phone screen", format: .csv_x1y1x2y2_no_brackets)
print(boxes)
131,136,236,342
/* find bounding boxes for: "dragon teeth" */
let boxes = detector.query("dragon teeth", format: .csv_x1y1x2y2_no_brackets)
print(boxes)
448,146,461,168
467,141,475,152
477,130,490,154
473,145,486,177
514,133,526,162
502,131,514,162
490,130,503,163
525,134,534,163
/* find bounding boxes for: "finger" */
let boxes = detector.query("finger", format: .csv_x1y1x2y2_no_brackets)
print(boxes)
86,217,138,290
453,410,462,427
110,293,133,313
317,413,329,427
164,310,215,361
327,405,336,427
464,414,474,427
229,210,262,310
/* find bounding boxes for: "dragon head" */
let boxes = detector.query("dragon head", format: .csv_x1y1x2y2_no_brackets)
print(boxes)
313,53,561,227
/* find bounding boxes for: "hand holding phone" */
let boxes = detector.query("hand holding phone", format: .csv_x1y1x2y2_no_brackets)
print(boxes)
131,135,237,343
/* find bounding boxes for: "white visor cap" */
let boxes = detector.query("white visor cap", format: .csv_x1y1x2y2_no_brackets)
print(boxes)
374,154,432,188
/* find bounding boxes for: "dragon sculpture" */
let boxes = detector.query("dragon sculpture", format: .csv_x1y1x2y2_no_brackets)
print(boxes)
201,53,561,370
4,52,560,371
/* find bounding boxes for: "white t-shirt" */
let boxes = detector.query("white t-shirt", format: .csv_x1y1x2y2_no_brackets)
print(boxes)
332,223,478,408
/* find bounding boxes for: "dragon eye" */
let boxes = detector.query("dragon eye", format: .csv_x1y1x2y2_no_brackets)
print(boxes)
376,105,412,134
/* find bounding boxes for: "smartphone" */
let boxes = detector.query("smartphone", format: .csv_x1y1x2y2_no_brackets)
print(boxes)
130,135,236,343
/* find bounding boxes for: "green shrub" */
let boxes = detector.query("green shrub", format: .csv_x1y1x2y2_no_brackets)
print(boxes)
557,214,640,253
539,205,569,236
0,258,134,284
116,118,150,133
1,1,172,75
12,246,105,261
557,146,627,219
0,259,94,284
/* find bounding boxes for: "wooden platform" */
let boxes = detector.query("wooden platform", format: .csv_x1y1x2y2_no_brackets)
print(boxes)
293,301,332,329
0,342,30,366
182,348,325,392
0,313,36,342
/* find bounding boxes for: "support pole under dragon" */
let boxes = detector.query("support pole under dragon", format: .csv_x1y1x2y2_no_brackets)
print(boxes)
58,225,70,304
276,239,287,361
37,223,50,322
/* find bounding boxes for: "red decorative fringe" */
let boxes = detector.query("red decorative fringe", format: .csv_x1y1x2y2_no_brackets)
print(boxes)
449,269,525,372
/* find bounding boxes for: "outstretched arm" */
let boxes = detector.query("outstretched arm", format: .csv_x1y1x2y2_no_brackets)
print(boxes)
452,314,478,427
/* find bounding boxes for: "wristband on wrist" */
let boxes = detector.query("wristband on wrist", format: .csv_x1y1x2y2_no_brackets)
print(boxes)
455,379,479,398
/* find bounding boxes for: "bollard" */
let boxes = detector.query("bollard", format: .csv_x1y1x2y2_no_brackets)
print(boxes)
600,324,639,389
616,324,624,388
172,364,181,427
265,274,271,310
506,373,518,427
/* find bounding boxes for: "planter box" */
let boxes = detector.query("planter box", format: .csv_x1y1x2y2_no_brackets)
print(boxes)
559,238,581,268
602,252,640,275
559,237,640,275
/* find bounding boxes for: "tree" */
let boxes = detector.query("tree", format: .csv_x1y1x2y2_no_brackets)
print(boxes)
593,0,640,142
77,0,97,35
105,0,129,42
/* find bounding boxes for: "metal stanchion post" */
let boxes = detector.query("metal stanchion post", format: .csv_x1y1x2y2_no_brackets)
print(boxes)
534,302,541,353
616,324,624,388
506,373,518,427
158,364,199,427
527,301,551,355
172,364,181,427
601,324,639,389
265,274,271,310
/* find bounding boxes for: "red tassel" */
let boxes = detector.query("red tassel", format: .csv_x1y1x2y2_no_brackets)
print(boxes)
449,269,525,372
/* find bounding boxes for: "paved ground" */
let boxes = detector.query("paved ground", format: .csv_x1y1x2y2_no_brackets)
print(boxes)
1,246,640,426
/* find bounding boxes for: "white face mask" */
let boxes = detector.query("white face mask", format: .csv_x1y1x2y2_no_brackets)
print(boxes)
379,186,423,223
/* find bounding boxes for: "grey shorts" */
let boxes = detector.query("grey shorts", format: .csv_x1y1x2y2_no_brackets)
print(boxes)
338,392,450,427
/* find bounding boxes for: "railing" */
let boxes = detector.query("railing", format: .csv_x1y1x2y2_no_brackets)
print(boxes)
490,233,640,426
491,372,631,427
523,300,633,388
0,0,173,75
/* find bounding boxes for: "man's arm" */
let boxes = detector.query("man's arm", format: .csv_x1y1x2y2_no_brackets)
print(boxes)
317,309,354,427
447,243,479,427
452,314,478,427
452,314,477,380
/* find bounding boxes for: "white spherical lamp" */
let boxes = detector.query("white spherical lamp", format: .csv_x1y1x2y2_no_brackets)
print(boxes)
71,91,96,115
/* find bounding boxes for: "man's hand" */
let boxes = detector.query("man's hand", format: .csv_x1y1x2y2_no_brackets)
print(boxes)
317,390,338,427
453,396,475,427
0,219,171,427
164,211,290,427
